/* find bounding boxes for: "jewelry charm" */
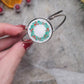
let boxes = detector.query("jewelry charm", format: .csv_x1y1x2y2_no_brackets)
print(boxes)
23,10,66,43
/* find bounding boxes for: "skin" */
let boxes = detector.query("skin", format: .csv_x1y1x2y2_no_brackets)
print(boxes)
0,23,29,84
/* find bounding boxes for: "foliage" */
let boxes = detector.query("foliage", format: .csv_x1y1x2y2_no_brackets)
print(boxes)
81,0,84,9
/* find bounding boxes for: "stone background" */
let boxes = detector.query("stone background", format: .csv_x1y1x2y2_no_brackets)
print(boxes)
0,0,84,84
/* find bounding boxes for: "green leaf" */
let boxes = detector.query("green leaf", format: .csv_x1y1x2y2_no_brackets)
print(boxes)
80,2,84,9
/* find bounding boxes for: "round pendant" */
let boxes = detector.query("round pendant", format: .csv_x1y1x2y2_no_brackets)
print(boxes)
28,18,53,43
23,10,66,44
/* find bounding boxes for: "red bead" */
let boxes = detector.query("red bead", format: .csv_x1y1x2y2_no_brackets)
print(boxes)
14,4,21,13
0,7,3,12
34,24,36,26
15,4,20,10
26,0,31,3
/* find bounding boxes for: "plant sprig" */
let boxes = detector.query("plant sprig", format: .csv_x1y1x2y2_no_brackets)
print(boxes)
80,2,84,9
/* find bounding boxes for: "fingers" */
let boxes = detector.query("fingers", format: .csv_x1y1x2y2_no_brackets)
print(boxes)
0,50,9,60
1,39,33,69
0,23,24,37
0,40,33,84
0,42,24,84
8,39,33,60
5,40,33,70
0,31,26,51
0,42,25,84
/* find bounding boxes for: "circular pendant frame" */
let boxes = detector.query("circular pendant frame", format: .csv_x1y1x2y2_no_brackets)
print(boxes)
27,18,53,43
22,10,66,43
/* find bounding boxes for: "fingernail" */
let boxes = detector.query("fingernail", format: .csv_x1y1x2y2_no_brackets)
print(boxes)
23,39,33,50
16,25,26,30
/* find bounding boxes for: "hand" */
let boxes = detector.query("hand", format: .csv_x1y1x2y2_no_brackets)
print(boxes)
0,23,33,84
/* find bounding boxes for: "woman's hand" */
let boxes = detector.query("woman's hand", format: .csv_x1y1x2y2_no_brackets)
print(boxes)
0,23,33,84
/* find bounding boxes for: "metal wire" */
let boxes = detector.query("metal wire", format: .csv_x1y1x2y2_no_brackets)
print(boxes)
48,10,66,32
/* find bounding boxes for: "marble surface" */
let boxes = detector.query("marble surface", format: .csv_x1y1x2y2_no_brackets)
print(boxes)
0,0,84,84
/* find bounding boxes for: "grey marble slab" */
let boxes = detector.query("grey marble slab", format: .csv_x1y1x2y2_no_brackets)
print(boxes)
0,0,84,84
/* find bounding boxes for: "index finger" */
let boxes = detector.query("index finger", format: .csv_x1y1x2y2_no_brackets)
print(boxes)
0,23,24,37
